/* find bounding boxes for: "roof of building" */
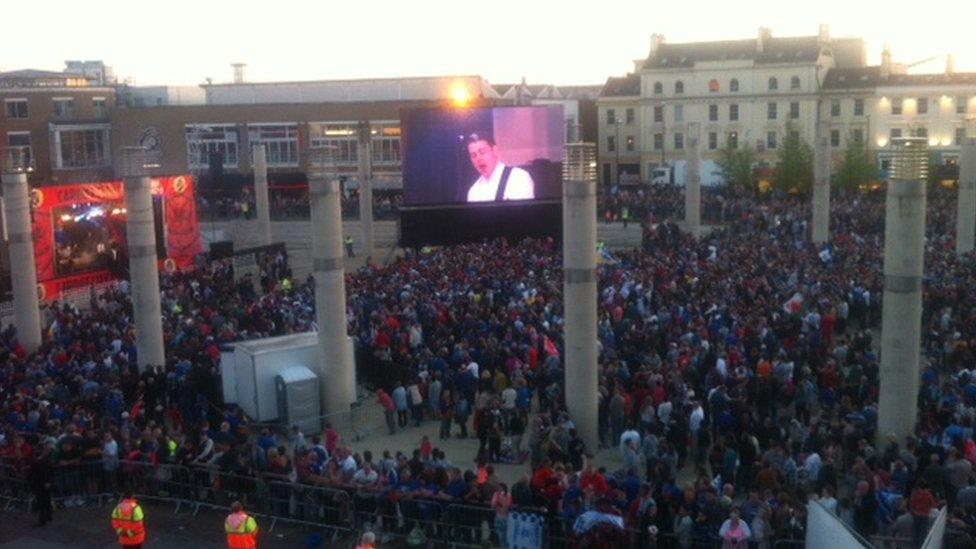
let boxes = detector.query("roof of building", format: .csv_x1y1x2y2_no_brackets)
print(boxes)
557,85,604,99
600,74,640,97
823,66,976,89
0,69,74,80
642,36,823,69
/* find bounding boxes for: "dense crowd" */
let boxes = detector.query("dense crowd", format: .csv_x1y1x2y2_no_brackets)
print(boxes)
3,187,976,547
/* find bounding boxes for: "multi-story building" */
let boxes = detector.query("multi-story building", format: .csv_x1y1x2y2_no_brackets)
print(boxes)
0,65,116,185
598,27,976,187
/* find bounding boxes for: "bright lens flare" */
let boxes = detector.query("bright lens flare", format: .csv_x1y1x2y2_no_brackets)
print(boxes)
450,83,471,108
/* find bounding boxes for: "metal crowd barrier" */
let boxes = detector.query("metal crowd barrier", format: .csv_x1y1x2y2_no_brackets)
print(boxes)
0,463,30,511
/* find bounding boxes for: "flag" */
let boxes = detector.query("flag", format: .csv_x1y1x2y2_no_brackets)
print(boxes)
543,336,559,359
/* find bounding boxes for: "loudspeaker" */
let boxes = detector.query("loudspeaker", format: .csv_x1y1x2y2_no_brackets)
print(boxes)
209,240,234,260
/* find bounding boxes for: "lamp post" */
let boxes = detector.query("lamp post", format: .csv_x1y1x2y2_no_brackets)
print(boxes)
563,142,599,448
877,137,928,444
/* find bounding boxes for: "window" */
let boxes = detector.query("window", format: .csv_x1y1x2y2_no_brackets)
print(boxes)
674,105,684,123
830,130,840,147
768,102,777,120
790,76,801,90
653,133,663,150
653,82,663,95
917,97,928,115
5,98,28,119
607,136,616,152
768,77,778,91
625,136,635,152
6,132,33,168
92,97,107,118
729,79,739,92
653,106,663,123
625,108,635,124
854,99,864,117
892,98,902,115
957,127,967,146
675,81,684,94
852,129,864,144
248,124,299,166
729,104,739,121
957,97,968,115
708,132,718,150
54,126,110,168
709,79,719,92
790,102,800,119
831,100,841,117
370,121,401,165
766,131,777,150
890,128,902,139
674,132,684,150
606,109,616,125
727,131,738,149
53,98,74,119
709,104,718,121
186,124,239,168
914,127,928,138
309,123,358,165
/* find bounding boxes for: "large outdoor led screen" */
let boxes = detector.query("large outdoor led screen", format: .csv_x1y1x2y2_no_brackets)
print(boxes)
401,105,564,207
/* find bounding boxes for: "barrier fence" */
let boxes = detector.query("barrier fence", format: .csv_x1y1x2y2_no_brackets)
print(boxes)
0,459,913,548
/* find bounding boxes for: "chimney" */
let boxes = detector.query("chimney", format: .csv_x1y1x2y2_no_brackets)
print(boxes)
757,27,772,53
946,54,955,76
650,34,665,57
231,63,246,84
818,24,830,47
880,44,892,79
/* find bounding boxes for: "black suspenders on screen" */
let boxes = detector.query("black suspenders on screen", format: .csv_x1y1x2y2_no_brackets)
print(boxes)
494,166,513,201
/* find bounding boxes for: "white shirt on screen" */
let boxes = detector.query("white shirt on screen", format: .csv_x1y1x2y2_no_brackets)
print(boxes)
466,163,535,202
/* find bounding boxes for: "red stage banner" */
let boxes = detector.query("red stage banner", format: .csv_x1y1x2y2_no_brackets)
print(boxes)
30,175,201,301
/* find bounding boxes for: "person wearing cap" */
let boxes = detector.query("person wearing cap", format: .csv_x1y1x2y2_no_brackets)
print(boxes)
225,501,258,549
110,492,146,548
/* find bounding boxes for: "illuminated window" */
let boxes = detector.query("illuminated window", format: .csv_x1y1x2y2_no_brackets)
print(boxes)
186,124,239,168
625,135,635,152
54,125,110,168
729,79,739,92
370,121,401,165
728,131,738,149
248,124,299,167
5,98,28,119
310,123,358,165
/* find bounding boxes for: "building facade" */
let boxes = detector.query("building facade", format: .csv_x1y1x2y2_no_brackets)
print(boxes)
598,27,976,186
0,67,116,185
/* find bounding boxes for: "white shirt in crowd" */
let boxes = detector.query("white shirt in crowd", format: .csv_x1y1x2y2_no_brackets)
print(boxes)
466,163,535,202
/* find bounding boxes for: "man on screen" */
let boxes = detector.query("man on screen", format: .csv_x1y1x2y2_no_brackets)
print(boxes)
465,133,535,202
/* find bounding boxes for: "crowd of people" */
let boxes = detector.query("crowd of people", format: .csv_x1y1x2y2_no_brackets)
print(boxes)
4,186,976,547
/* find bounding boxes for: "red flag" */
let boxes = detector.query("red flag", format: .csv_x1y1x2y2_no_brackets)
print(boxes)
544,336,559,359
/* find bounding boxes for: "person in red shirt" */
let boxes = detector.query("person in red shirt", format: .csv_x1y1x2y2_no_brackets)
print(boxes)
909,480,939,547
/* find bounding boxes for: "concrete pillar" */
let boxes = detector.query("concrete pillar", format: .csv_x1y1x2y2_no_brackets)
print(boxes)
956,136,976,254
684,123,701,239
309,177,355,414
877,143,927,443
122,150,165,372
251,144,272,246
563,148,598,449
812,122,831,244
1,166,42,352
357,122,374,260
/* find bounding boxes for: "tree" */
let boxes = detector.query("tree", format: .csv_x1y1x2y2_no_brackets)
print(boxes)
716,141,758,196
773,121,814,193
832,132,878,192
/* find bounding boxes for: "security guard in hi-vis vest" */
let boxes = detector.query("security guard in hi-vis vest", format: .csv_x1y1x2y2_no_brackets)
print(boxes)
225,500,258,549
110,492,146,548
